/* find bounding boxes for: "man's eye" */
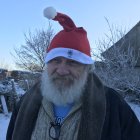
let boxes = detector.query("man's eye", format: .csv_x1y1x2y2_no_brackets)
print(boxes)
68,60,80,66
50,58,61,64
53,59,61,63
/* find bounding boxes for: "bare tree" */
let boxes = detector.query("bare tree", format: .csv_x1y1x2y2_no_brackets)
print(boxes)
93,19,140,102
12,25,54,72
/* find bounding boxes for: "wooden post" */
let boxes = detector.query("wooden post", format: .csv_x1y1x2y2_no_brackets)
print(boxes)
10,79,18,111
0,95,8,115
11,79,16,94
25,79,29,90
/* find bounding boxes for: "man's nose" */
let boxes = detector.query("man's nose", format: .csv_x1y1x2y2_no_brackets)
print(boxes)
56,64,70,75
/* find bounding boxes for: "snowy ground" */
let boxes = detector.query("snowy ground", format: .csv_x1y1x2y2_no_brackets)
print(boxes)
0,103,140,140
128,102,140,122
0,113,11,140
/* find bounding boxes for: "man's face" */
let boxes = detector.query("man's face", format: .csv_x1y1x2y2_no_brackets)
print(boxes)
47,57,86,90
41,57,89,105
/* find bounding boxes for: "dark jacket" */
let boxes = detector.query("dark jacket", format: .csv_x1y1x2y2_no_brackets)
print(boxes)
6,73,140,140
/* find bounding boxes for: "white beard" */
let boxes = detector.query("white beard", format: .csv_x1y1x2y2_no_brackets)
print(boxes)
41,69,88,106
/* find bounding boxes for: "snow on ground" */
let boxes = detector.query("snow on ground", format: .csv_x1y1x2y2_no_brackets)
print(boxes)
0,113,11,140
0,103,140,140
128,102,140,121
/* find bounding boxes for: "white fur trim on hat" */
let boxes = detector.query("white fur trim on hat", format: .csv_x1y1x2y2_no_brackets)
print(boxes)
45,48,94,64
43,7,57,19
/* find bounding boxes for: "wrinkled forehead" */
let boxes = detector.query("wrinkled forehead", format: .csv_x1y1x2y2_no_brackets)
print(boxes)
45,56,93,73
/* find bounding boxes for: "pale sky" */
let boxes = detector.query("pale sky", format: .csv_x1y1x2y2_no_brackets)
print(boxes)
0,0,140,70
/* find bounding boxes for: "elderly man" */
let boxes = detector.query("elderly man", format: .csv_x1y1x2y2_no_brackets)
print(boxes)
7,7,140,140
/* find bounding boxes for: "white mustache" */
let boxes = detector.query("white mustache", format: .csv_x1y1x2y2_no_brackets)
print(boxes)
51,75,74,81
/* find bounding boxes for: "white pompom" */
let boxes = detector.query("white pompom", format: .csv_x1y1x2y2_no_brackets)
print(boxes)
43,7,57,19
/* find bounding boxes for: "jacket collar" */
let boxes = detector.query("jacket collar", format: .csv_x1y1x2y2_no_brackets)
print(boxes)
77,72,106,140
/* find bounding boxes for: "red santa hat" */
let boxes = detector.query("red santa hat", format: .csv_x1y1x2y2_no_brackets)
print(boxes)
43,7,93,64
